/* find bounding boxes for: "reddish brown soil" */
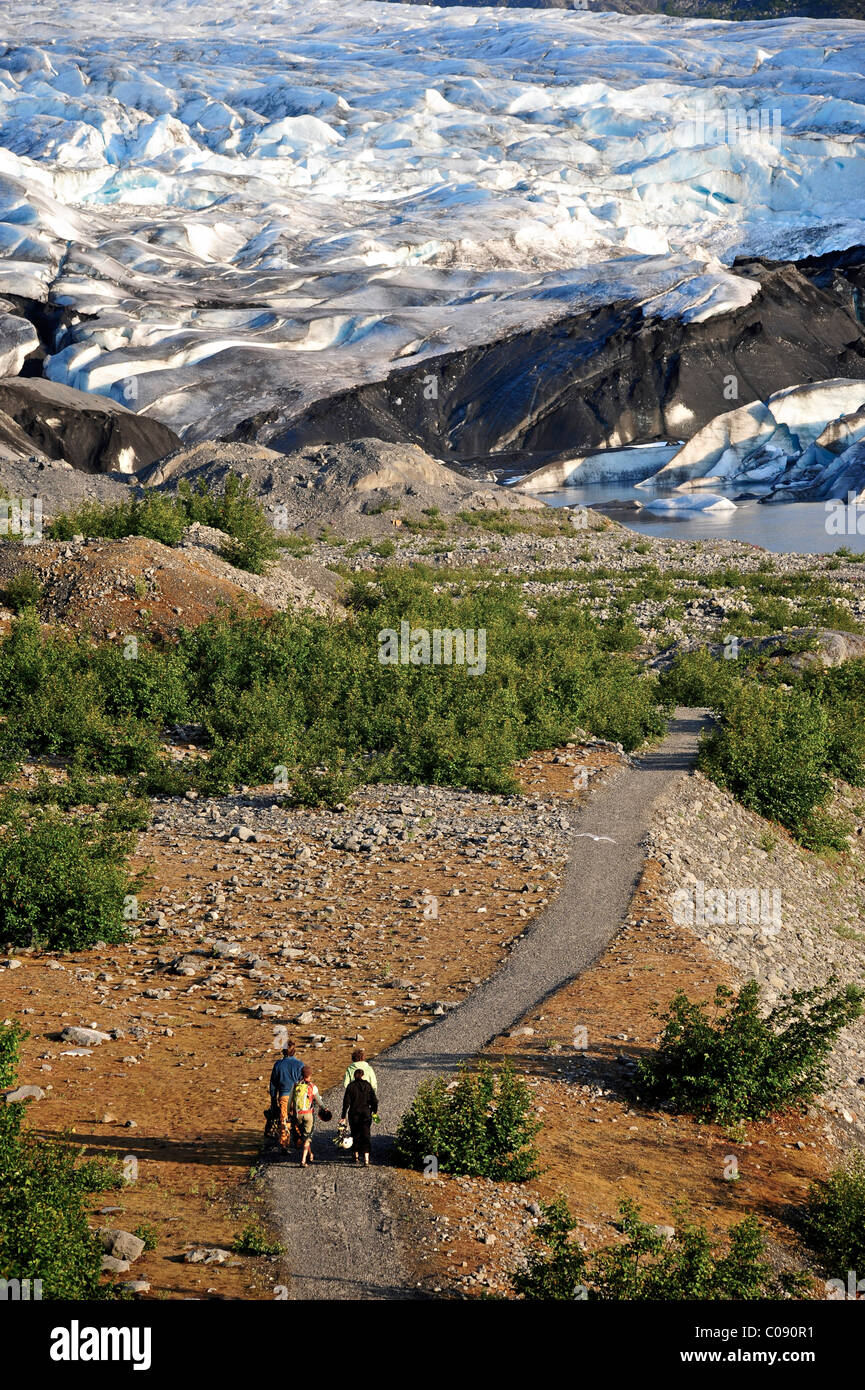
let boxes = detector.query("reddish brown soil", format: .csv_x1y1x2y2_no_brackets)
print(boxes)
398,859,838,1297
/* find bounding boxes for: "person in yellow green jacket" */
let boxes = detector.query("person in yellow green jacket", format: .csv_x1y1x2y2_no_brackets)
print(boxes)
342,1047,377,1095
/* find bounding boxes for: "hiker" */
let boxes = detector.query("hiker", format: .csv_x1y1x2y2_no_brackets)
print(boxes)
290,1065,325,1167
342,1047,377,1095
268,1041,304,1152
341,1065,378,1166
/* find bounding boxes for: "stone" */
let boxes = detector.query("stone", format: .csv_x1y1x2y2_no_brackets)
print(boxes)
184,1247,231,1265
58,1023,111,1045
2,1085,45,1103
229,825,256,842
59,1025,111,1046
101,1255,131,1274
100,1229,146,1263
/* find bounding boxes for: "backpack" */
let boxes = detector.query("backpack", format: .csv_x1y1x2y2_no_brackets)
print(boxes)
293,1081,315,1114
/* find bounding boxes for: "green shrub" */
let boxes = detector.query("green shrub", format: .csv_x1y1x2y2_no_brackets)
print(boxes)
800,660,865,789
395,1062,541,1182
513,1197,807,1300
0,565,665,799
699,684,832,837
637,979,863,1124
179,474,280,574
3,570,43,613
75,1155,129,1192
231,1221,282,1256
371,538,396,558
796,809,852,855
0,804,138,950
48,474,279,574
801,1153,865,1276
133,1221,159,1252
657,649,736,708
49,493,186,547
0,1024,106,1298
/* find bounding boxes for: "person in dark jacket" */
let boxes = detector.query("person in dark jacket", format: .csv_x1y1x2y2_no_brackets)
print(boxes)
268,1041,304,1152
341,1066,378,1165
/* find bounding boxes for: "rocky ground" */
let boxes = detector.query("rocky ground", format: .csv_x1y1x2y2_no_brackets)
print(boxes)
3,429,865,1301
400,855,858,1300
0,746,616,1298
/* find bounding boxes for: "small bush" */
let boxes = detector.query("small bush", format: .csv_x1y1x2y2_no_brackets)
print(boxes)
0,805,139,950
231,1221,282,1256
48,474,280,574
75,1155,129,1192
657,649,735,708
0,1024,106,1298
3,570,43,613
513,1197,807,1300
133,1221,159,1252
637,979,863,1124
801,1153,865,1276
371,538,396,558
796,808,852,854
179,474,280,574
394,1062,541,1182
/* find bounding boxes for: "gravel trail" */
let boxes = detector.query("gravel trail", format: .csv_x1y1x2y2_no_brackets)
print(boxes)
264,708,709,1300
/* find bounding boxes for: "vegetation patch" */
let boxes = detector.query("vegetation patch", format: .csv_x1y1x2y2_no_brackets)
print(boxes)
512,1196,807,1300
636,979,863,1124
395,1062,542,1182
0,1024,116,1299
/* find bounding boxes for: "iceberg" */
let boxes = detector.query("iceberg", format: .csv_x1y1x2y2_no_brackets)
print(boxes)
642,493,737,514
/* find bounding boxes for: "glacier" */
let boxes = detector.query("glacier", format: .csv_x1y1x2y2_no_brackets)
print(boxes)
0,1,864,447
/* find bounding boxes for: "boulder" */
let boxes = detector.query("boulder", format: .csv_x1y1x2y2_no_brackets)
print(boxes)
184,1247,231,1265
0,313,39,378
2,1084,45,1103
100,1229,146,1263
59,1025,111,1046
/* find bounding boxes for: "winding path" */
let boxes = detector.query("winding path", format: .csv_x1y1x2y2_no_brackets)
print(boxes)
264,708,708,1299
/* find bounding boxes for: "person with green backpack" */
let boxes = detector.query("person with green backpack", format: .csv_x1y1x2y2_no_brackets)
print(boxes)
289,1064,326,1166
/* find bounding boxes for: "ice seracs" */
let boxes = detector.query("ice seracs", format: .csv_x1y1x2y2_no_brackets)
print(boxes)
545,379,865,505
644,380,865,501
0,2,864,442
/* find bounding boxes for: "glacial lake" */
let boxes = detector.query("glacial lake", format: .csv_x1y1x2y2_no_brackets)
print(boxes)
539,484,865,557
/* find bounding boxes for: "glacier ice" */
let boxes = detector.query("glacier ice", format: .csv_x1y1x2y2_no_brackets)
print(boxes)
552,379,865,504
642,493,737,513
0,2,863,442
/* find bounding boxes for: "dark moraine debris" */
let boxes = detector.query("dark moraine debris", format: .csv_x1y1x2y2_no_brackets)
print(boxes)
264,252,865,468
0,377,180,475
